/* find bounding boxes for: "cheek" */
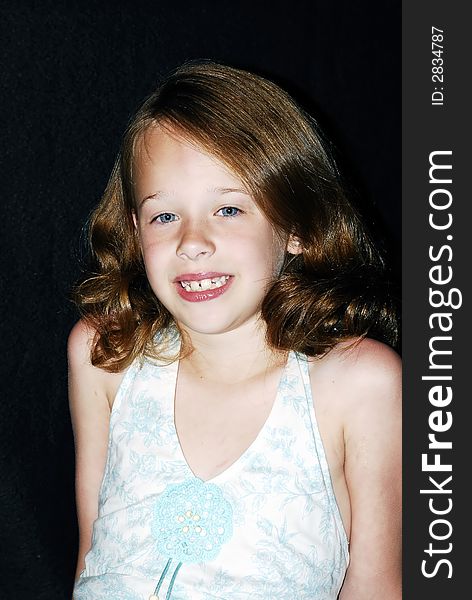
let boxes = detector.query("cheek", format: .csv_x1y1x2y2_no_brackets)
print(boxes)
139,231,167,257
271,250,286,278
248,235,285,279
273,250,286,275
140,241,168,281
267,231,287,274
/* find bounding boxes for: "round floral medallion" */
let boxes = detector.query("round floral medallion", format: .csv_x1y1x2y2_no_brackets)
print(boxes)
152,478,233,563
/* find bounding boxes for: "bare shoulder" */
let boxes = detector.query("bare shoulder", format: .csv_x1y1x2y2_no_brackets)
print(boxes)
68,319,96,366
327,338,401,455
345,337,401,380
68,319,125,578
316,336,400,378
309,337,401,411
312,339,402,597
67,319,125,409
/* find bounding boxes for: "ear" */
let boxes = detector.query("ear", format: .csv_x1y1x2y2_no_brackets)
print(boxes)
132,211,138,230
286,235,303,255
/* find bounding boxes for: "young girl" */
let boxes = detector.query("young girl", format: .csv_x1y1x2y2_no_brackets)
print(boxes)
69,61,401,600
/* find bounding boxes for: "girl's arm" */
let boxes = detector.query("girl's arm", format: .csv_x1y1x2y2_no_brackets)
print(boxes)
338,339,402,599
67,321,122,580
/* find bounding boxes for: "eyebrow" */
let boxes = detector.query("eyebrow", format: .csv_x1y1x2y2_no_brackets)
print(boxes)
139,186,249,207
139,190,173,207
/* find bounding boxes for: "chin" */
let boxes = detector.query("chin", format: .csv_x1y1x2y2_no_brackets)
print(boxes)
176,312,252,337
181,322,237,336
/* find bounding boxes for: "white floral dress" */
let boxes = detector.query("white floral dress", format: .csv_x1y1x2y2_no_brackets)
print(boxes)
74,345,349,600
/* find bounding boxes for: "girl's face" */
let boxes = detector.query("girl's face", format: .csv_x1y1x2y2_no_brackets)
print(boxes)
133,126,290,337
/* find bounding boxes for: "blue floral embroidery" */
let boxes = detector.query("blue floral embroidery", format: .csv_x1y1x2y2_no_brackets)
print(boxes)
74,574,143,600
76,351,349,599
152,478,233,563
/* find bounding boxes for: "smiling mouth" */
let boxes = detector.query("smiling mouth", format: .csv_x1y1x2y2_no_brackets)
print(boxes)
179,275,230,292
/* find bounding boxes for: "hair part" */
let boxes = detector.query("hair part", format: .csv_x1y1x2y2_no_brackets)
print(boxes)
73,60,399,372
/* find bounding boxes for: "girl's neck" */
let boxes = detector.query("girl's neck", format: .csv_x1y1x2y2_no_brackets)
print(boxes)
178,318,287,386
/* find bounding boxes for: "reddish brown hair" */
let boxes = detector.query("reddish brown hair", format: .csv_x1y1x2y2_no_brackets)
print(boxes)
74,60,398,371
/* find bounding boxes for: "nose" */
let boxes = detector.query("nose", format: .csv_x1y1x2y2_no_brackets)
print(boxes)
176,224,215,260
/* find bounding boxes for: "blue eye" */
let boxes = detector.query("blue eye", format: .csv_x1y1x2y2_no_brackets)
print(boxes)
217,206,241,217
153,213,178,224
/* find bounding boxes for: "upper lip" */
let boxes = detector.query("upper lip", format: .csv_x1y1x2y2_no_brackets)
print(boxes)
173,272,232,282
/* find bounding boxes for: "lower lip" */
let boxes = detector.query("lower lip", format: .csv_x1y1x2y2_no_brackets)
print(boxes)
175,277,233,302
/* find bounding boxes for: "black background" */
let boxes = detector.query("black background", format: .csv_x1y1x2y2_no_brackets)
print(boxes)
0,1,400,597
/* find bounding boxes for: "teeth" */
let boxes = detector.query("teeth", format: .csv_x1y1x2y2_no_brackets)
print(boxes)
180,275,229,292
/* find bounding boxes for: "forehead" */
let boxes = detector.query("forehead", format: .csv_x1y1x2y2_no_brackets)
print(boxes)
133,125,243,189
